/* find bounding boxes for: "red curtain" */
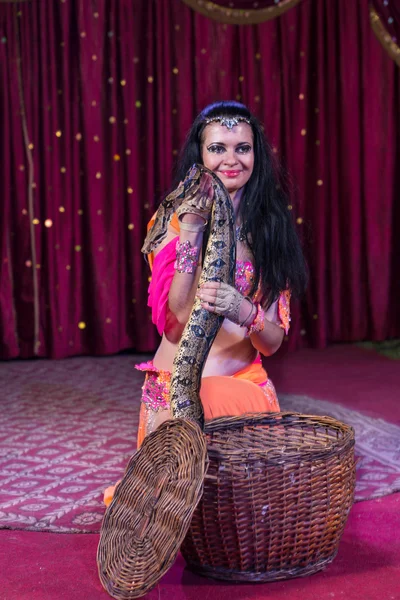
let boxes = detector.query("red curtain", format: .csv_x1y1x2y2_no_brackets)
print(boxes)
0,0,399,359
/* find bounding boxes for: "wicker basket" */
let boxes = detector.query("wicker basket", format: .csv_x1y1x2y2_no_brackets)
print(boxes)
181,412,356,582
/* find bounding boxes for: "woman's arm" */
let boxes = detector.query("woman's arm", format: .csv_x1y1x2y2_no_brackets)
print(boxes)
248,300,284,356
167,215,204,325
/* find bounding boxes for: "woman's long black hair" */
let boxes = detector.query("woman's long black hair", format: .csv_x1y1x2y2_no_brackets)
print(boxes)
168,100,308,306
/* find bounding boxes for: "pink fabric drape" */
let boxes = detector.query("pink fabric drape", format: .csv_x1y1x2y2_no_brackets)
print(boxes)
0,0,399,359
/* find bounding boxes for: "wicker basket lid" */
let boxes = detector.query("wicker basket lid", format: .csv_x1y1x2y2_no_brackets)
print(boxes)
97,418,208,599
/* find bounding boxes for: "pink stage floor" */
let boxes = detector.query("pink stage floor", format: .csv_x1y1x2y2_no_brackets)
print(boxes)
1,344,399,599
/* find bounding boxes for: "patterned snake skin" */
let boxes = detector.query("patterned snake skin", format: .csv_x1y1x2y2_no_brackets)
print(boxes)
142,164,236,428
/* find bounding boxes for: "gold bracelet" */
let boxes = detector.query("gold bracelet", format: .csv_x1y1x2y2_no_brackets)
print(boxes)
178,218,208,233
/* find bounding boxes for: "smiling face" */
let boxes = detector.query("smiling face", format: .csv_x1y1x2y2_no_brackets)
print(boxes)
201,122,254,195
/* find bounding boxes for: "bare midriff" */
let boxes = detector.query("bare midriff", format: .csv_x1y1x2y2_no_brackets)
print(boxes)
153,319,258,377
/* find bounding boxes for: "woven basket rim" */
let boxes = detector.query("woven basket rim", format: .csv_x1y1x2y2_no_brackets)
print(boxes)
204,411,355,461
204,411,355,434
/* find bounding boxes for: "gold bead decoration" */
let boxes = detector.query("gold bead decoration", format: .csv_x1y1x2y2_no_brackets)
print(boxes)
127,187,133,194
109,116,116,124
76,133,82,141
32,218,40,225
255,95,260,102
96,172,102,179
98,246,104,252
97,209,102,215
201,48,207,54
299,93,304,100
172,67,179,74
301,129,307,136
296,217,303,224
313,314,318,320
128,223,134,230
59,206,65,213
317,179,323,186
91,100,97,107
316,140,320,146
120,79,126,86
124,118,128,124
28,143,34,150
133,57,139,63
22,209,28,215
94,12,99,18
78,209,83,215
44,219,53,228
25,260,32,267
80,31,86,38
94,135,100,142
32,182,37,189
125,149,131,155
60,167,66,173
113,154,121,161
255,53,261,59
19,165,25,171
66,265,71,270
288,204,293,210
106,318,112,324
239,75,244,82
78,321,86,329
36,264,41,269
148,76,154,83
55,130,62,137
75,245,81,252
92,54,97,61
135,101,141,108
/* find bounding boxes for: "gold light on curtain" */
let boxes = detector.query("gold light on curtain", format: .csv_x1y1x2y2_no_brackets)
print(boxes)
370,4,400,67
180,0,302,25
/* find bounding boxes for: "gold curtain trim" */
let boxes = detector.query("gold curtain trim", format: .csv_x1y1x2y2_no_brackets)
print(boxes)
370,4,400,67
180,0,302,25
15,5,40,355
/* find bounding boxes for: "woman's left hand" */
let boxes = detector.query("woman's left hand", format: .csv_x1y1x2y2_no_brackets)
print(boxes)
196,281,254,326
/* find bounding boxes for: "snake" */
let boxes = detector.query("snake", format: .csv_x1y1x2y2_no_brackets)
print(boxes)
142,163,236,429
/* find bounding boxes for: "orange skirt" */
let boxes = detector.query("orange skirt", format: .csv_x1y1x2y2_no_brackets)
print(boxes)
103,357,279,507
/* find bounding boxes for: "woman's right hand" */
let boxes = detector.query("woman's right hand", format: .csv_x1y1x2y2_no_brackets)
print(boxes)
176,171,215,223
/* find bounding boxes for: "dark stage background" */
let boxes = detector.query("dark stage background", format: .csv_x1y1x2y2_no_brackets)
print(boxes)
0,0,399,359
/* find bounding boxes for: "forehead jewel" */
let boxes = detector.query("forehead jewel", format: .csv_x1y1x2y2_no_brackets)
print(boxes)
204,116,251,131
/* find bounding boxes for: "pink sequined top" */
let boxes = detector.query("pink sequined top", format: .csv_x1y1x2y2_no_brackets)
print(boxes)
148,237,291,335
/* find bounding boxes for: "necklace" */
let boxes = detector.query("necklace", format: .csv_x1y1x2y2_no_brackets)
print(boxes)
235,224,247,243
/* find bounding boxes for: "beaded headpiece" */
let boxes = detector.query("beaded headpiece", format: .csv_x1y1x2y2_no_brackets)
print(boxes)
204,116,251,130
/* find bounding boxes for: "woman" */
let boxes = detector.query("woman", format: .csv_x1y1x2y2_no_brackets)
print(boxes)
137,100,307,445
104,100,307,505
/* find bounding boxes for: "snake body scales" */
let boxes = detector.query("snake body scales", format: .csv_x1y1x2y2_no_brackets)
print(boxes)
142,164,236,428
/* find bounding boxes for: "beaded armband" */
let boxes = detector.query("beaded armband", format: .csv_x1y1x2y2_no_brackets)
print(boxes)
247,302,265,335
174,240,199,274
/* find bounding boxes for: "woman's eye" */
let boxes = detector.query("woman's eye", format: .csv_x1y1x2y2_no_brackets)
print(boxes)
237,145,252,154
207,145,224,154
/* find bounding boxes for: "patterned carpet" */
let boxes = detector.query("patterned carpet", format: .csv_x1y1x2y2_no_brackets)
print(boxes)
1,356,399,534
